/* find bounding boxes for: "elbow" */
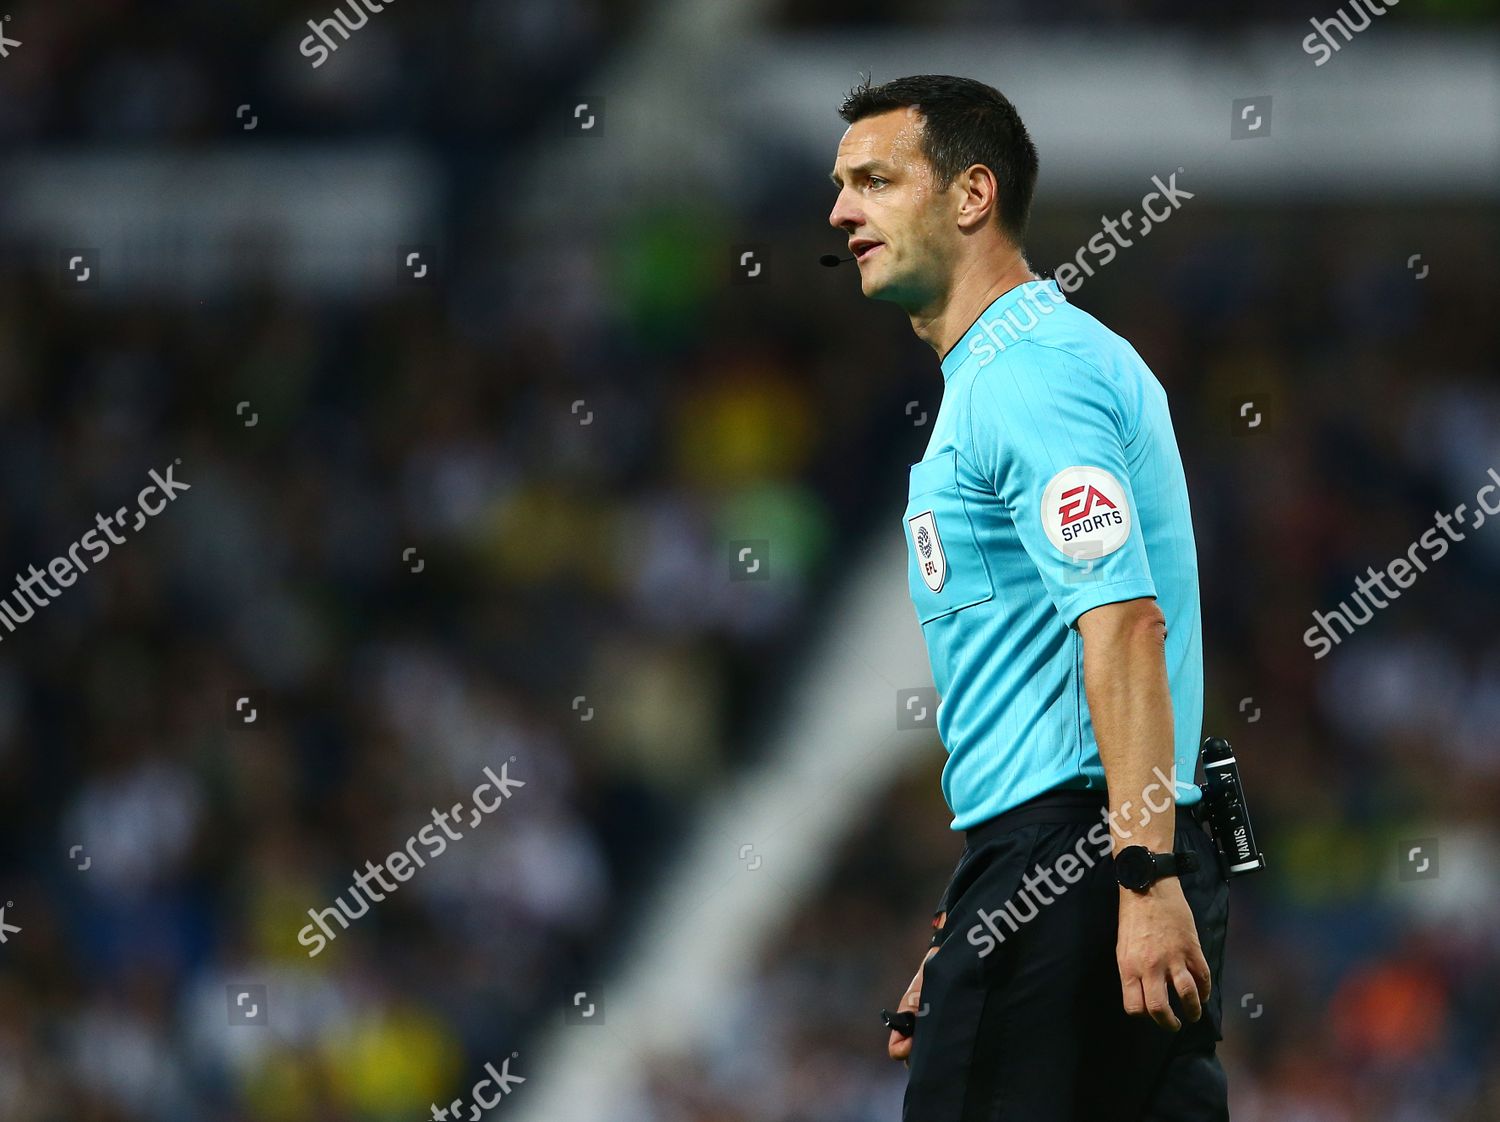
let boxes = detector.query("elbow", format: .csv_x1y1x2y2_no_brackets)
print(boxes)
1076,596,1166,648
1130,602,1167,650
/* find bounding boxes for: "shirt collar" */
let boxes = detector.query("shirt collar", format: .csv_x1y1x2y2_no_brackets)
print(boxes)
939,279,1062,382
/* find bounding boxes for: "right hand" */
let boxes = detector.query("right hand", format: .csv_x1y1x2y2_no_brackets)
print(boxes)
888,912,945,1063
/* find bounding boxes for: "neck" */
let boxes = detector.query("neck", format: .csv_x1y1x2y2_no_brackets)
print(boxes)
912,249,1038,366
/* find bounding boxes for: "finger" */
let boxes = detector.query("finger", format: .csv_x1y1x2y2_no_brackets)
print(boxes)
888,1029,912,1062
886,980,923,1062
1188,948,1212,1004
1172,966,1202,1023
900,950,938,1009
1120,973,1146,1019
889,942,940,1062
1143,973,1181,1032
890,915,946,1064
899,970,926,1014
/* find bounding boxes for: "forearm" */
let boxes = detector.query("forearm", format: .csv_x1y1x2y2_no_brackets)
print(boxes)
1079,599,1176,855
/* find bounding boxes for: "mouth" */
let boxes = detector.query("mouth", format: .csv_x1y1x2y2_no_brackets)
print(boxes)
851,240,884,263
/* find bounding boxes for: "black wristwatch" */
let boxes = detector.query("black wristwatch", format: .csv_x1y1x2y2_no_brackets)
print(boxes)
1115,845,1198,892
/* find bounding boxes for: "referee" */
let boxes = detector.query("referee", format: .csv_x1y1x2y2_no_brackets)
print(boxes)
827,76,1229,1120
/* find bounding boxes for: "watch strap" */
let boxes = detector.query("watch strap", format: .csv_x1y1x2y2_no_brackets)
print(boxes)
1118,845,1200,890
1154,849,1199,878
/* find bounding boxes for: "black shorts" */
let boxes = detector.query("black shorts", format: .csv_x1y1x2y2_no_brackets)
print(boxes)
903,790,1230,1122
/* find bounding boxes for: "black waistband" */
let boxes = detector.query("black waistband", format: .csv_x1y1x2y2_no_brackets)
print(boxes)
965,787,1208,849
965,789,1109,848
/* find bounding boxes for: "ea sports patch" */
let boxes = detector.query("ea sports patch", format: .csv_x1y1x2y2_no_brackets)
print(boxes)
1042,467,1131,559
908,509,947,592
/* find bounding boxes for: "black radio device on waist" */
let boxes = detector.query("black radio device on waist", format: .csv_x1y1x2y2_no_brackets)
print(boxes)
1197,735,1266,877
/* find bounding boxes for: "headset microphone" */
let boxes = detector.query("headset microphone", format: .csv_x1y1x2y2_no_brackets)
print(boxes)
819,254,856,267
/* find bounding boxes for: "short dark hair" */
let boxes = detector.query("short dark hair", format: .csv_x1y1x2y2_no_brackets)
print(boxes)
838,74,1039,246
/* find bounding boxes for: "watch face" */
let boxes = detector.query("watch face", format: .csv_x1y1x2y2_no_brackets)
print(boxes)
1116,846,1154,890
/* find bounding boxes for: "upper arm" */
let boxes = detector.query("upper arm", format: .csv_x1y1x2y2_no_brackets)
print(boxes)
967,346,1157,627
1076,595,1165,647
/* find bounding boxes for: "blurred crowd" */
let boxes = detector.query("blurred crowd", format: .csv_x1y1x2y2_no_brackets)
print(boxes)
3,188,1497,1119
0,0,641,145
2,2,1499,1121
0,180,921,1117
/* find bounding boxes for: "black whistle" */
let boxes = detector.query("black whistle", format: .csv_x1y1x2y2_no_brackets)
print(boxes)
882,1008,917,1037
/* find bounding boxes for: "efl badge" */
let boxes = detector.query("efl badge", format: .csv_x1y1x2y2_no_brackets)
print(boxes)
1042,466,1131,559
909,510,947,592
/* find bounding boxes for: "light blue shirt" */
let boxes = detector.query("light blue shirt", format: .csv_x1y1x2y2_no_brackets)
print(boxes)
903,279,1203,830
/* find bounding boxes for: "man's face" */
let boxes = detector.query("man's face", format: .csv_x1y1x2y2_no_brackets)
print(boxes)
828,107,957,306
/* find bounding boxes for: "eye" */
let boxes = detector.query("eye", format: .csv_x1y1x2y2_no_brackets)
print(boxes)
868,176,887,189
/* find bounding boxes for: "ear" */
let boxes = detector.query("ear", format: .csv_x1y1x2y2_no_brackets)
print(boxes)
954,164,1000,234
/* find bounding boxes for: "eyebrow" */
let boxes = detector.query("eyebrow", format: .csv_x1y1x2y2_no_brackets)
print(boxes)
829,160,891,186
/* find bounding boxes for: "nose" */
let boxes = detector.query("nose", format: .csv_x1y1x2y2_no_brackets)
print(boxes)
828,187,861,233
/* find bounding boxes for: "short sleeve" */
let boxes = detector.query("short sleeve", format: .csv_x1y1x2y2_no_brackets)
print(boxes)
966,342,1156,626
